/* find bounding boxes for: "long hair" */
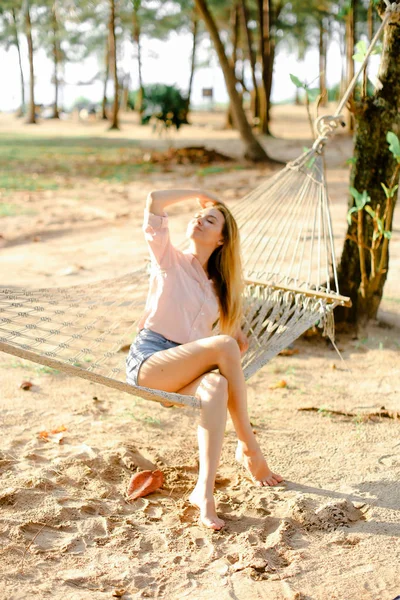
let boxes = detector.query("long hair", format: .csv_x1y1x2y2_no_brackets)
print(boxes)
207,202,243,337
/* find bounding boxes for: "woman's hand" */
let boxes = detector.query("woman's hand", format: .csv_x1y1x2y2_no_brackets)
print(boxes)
197,190,223,209
236,328,249,355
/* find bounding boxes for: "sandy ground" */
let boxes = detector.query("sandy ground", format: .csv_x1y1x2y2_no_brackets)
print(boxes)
0,107,399,600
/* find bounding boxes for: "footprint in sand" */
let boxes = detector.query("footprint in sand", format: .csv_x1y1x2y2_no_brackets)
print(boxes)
19,522,78,553
0,488,17,507
289,495,364,531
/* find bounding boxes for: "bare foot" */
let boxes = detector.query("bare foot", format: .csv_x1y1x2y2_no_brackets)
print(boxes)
235,442,284,487
189,487,225,531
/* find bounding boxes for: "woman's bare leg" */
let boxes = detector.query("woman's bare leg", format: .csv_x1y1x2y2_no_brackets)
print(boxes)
175,372,228,530
137,335,283,485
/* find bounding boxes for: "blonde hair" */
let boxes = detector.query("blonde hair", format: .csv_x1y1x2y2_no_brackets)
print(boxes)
207,202,243,336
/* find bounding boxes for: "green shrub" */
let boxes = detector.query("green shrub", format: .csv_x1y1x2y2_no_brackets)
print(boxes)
130,84,189,130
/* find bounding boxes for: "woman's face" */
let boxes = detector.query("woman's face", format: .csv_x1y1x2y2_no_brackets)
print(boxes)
186,206,225,250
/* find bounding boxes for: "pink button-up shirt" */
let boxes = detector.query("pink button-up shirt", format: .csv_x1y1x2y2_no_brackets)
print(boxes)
137,209,220,344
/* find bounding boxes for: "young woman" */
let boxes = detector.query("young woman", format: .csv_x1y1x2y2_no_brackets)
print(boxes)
126,189,283,530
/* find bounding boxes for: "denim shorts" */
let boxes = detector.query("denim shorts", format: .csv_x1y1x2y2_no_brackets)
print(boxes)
126,328,181,386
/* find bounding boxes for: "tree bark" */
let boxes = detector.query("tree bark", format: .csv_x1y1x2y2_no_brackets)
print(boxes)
194,0,272,162
120,73,130,112
102,32,110,120
12,8,25,117
363,0,374,98
185,11,199,118
319,15,328,107
132,0,144,113
240,0,259,122
257,0,276,135
51,5,60,119
109,0,119,130
225,1,240,130
25,3,36,124
336,4,400,324
345,0,356,132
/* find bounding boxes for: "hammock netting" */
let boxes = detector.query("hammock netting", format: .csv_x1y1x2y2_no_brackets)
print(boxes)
3,0,398,407
0,148,350,408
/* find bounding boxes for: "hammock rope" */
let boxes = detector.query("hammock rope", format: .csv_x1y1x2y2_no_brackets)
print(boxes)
2,3,397,408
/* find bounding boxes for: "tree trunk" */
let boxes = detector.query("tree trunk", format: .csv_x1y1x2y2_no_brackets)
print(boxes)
185,12,199,118
109,0,119,130
257,0,275,135
345,0,356,132
240,0,259,122
132,1,144,114
336,5,400,325
225,1,240,130
102,32,110,120
363,1,374,98
51,5,59,119
12,9,25,117
339,17,347,99
120,73,130,112
194,0,272,162
319,15,328,107
25,3,36,125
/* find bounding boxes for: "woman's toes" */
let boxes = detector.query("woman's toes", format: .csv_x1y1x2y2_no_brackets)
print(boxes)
259,473,284,486
201,516,225,530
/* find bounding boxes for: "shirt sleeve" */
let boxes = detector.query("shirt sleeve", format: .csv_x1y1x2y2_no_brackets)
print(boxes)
142,209,176,268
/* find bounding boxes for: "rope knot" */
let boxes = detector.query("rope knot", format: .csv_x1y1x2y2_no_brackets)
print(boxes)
312,115,346,153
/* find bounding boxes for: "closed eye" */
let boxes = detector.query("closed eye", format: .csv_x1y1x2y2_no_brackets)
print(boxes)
194,213,217,224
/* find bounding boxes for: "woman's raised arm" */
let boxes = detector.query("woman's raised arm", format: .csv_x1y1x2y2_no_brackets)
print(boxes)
146,189,222,216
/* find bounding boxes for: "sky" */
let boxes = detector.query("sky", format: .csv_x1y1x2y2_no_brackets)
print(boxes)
0,28,380,112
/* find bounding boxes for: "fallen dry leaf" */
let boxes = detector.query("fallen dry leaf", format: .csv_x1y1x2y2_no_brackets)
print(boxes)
268,380,287,390
20,381,33,391
50,425,67,434
38,431,65,444
112,590,126,598
117,343,131,353
38,425,67,443
127,469,164,500
279,348,299,356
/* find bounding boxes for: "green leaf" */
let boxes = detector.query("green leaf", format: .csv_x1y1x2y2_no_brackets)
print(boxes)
381,182,399,198
290,74,304,89
347,206,358,225
350,187,370,209
349,186,362,202
383,231,392,239
353,40,367,62
361,190,371,207
346,157,357,166
307,88,320,102
305,156,316,169
364,205,375,218
371,42,382,55
381,182,390,198
387,131,400,162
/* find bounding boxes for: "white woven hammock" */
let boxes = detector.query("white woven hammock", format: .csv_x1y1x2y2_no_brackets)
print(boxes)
2,2,396,408
0,148,349,409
